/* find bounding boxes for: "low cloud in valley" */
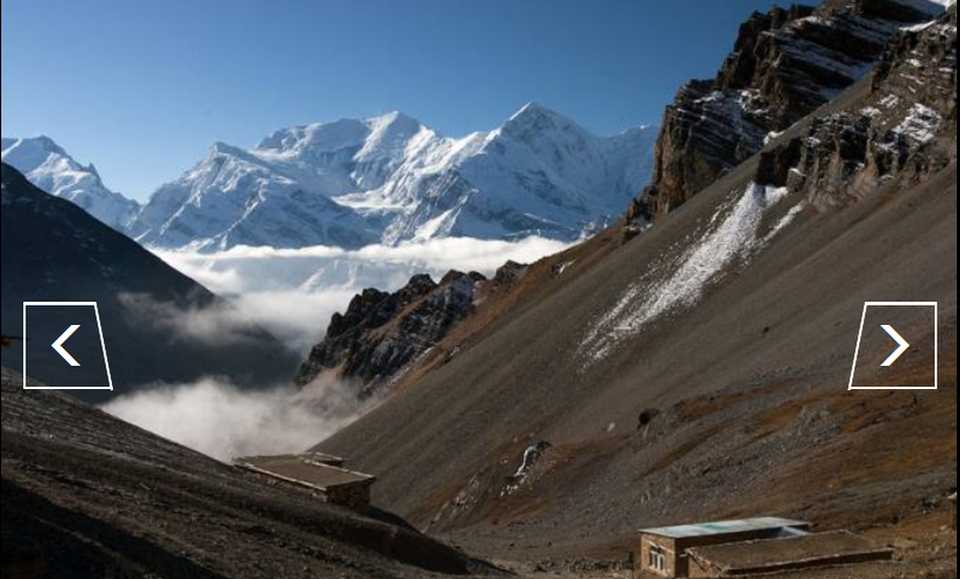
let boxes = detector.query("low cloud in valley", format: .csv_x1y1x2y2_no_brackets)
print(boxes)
105,237,570,459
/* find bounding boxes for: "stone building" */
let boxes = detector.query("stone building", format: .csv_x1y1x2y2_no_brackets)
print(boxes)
235,452,376,513
636,518,810,577
635,517,891,578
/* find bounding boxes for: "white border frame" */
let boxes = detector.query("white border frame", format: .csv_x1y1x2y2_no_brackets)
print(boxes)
848,301,938,390
22,301,114,391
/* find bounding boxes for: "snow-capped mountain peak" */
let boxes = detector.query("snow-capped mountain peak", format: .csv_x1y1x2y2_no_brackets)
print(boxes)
507,101,555,121
255,118,369,157
129,104,658,250
356,111,428,162
253,112,424,160
1,136,139,230
2,134,69,163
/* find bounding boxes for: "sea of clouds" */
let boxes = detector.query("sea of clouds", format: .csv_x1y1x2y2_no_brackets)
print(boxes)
152,236,571,354
102,236,570,460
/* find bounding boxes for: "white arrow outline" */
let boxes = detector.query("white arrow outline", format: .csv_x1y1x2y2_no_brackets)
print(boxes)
848,302,937,390
52,324,81,367
880,324,909,367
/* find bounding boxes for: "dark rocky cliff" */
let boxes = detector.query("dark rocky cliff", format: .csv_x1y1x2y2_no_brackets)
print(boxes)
630,0,947,225
296,270,491,398
758,4,956,207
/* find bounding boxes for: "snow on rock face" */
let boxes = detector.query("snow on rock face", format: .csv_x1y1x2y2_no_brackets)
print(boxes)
1,136,139,230
294,269,488,398
633,0,944,223
130,139,379,251
131,106,658,251
583,182,795,364
891,104,944,144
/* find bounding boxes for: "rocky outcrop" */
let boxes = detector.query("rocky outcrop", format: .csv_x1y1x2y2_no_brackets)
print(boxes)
630,0,945,225
756,6,956,208
324,274,439,343
296,257,542,400
296,270,488,398
488,260,528,289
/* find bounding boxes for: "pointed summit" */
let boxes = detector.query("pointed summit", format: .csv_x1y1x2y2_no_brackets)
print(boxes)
502,102,588,138
366,110,418,126
1,135,67,165
1,135,139,230
508,101,558,123
362,110,426,140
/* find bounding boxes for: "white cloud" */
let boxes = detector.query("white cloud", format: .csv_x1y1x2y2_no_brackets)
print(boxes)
152,236,570,354
101,374,370,462
110,236,570,460
118,292,267,347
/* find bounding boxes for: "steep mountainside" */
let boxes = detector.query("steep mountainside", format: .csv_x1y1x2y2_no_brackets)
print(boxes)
1,136,140,230
0,163,299,403
1,368,498,579
631,0,952,223
316,5,957,574
129,106,657,251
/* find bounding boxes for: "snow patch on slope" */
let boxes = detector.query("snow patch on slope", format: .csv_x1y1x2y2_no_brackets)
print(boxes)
581,183,795,363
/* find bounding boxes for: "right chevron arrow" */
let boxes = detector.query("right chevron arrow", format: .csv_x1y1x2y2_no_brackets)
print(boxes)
880,324,910,367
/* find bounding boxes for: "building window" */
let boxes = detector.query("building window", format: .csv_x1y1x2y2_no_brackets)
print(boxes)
649,545,667,572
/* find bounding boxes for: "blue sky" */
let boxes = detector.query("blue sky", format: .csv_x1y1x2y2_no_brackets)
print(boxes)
2,0,788,200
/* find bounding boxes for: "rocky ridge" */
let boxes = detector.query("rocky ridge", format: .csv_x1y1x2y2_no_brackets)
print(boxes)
296,268,506,398
630,0,950,225
758,3,956,206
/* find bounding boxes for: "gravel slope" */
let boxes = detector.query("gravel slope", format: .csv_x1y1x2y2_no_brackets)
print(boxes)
1,368,500,579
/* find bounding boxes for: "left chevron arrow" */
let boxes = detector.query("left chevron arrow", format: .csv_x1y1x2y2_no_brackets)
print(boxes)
52,324,81,367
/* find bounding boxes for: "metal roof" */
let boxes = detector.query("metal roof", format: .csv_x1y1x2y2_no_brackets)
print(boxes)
687,531,891,571
639,517,810,539
237,451,344,466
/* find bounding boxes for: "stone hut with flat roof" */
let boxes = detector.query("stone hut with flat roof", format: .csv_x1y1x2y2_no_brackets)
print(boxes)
635,517,891,578
636,517,811,577
235,452,376,513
